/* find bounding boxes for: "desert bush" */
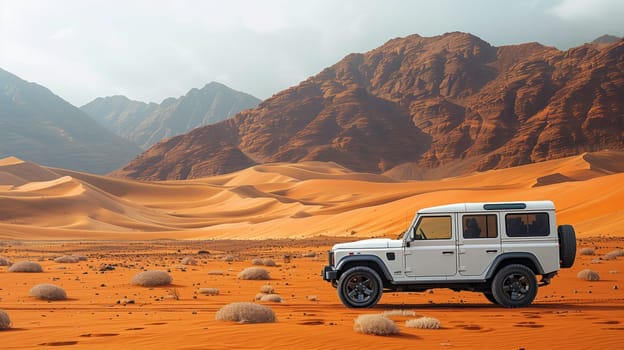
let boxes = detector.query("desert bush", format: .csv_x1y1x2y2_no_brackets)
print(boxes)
382,309,416,317
8,261,43,273
259,284,275,294
0,310,11,330
354,314,399,336
29,283,67,301
604,249,624,260
302,252,316,258
251,258,264,265
238,267,270,280
54,255,80,263
259,294,282,303
215,302,276,323
180,257,197,265
222,254,236,262
405,316,441,329
577,269,600,281
262,259,276,267
131,270,173,287
579,248,595,256
199,288,220,296
0,257,11,266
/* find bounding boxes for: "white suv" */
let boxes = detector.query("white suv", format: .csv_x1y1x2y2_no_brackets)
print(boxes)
322,201,576,308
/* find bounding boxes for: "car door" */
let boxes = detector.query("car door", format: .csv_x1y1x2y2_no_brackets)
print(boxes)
404,215,457,278
457,213,501,276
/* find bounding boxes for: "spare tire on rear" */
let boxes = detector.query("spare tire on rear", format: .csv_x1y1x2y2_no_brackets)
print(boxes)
558,224,576,268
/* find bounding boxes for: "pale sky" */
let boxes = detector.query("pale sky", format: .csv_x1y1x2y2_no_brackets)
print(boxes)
1,0,622,106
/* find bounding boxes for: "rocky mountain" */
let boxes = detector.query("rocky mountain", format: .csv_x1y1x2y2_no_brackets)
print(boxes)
114,32,624,180
0,68,143,174
81,82,261,149
592,34,621,44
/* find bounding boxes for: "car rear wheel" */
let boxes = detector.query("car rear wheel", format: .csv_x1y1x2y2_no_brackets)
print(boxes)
491,264,538,308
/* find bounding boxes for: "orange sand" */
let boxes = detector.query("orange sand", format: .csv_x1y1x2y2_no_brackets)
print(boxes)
0,239,623,349
0,151,623,240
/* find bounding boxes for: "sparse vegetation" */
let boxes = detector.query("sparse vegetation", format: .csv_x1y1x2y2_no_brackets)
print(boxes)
131,270,173,287
215,302,276,323
354,314,400,336
180,257,197,265
382,309,416,317
259,294,282,303
604,249,624,260
29,283,67,301
207,270,224,275
238,267,270,280
54,255,80,263
259,284,275,294
577,269,600,281
405,316,441,329
579,248,595,256
262,258,276,267
199,288,220,296
302,252,316,258
0,310,11,330
251,258,264,265
222,254,236,262
0,257,11,266
8,261,43,273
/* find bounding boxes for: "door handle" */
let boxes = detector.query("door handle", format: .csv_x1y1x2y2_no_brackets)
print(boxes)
486,249,498,253
442,251,455,255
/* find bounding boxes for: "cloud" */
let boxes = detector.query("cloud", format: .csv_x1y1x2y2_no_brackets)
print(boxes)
549,0,624,20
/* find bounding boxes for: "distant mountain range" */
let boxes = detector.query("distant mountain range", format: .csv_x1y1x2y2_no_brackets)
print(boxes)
114,32,624,180
80,82,260,149
0,68,142,174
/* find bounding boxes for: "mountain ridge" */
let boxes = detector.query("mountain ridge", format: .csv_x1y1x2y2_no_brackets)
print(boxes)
81,82,261,149
114,32,624,180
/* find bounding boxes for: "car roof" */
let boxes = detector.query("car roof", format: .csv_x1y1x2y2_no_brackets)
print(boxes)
418,201,555,214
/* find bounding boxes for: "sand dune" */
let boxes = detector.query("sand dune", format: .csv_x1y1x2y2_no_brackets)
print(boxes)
0,151,622,240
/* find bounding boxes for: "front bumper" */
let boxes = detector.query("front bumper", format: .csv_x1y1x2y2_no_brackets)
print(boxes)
322,266,338,281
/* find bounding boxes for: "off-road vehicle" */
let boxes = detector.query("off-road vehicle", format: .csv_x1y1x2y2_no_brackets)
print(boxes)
322,201,576,308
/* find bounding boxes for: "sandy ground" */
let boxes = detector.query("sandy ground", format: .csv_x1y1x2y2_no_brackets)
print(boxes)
0,151,623,240
0,238,623,349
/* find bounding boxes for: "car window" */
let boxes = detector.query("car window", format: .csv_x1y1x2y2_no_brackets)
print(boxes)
413,216,452,240
505,213,549,237
463,214,498,239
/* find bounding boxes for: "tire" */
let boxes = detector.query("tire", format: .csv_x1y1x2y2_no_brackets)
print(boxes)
558,224,577,268
337,266,383,308
483,292,499,305
491,264,538,308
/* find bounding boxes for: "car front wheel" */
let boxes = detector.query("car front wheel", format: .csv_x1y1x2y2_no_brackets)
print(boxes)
337,266,383,308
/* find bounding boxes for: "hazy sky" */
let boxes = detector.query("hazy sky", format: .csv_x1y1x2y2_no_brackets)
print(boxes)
1,0,623,106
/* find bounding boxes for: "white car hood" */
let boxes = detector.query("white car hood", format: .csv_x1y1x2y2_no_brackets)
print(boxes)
333,238,402,250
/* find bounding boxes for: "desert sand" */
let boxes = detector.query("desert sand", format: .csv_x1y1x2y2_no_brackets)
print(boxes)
0,239,623,349
1,151,624,348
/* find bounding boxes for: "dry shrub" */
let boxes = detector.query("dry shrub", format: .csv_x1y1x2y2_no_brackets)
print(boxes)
579,248,595,256
131,270,173,287
222,254,236,262
354,314,399,336
259,284,275,294
382,309,416,317
238,267,270,280
259,294,282,303
262,259,276,267
405,316,441,329
207,270,224,275
251,258,264,265
604,249,624,260
8,261,43,273
29,283,67,301
0,257,11,266
180,257,197,265
199,288,220,296
0,310,11,330
577,269,600,281
54,255,80,263
215,302,276,323
302,252,316,258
